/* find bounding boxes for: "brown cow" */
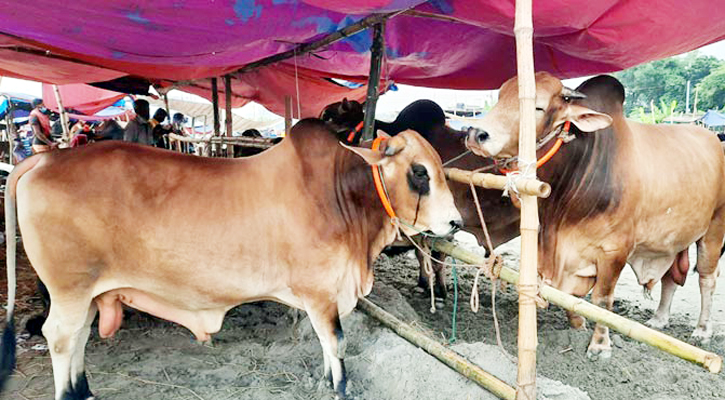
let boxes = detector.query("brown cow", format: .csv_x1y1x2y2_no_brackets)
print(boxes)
466,73,725,359
324,99,521,298
0,120,462,400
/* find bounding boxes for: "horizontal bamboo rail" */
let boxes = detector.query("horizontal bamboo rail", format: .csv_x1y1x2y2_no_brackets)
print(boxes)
428,239,723,374
444,167,551,198
167,133,274,149
357,298,516,399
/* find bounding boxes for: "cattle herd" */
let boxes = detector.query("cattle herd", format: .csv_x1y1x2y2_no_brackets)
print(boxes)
1,73,724,400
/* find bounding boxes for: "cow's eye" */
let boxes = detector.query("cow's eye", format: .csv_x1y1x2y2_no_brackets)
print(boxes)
535,107,545,112
408,163,430,195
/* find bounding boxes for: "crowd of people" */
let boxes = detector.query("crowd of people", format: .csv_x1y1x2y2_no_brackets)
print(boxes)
14,98,188,162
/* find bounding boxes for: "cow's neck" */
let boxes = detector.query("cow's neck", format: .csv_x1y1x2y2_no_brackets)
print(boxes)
535,125,623,274
333,149,395,267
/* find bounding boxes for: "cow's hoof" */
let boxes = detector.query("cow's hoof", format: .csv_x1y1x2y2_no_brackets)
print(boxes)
645,316,668,330
586,346,612,361
691,326,713,344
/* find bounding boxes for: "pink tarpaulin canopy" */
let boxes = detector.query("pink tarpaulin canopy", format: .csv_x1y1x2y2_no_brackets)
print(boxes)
1,0,724,108
41,84,127,116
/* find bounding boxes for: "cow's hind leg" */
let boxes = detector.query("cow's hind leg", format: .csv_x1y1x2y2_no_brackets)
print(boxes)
69,302,98,399
646,269,678,329
42,298,95,400
692,224,724,342
305,300,347,399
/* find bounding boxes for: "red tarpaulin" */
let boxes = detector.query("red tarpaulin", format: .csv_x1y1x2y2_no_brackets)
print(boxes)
41,84,126,116
1,0,723,114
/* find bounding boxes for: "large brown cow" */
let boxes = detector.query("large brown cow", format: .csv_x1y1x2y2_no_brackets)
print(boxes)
321,99,521,298
0,120,462,400
466,73,725,359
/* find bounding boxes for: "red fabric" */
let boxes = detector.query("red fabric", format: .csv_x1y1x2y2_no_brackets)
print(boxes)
175,64,381,118
42,84,126,115
70,133,89,148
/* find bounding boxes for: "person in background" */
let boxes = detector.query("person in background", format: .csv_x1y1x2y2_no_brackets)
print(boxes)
150,108,170,148
69,121,91,148
172,112,186,134
123,99,153,145
29,98,54,154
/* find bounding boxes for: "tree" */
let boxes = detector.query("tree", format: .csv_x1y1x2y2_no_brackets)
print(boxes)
614,53,723,117
698,65,725,111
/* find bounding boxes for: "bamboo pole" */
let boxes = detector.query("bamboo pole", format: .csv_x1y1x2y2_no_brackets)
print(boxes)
167,133,272,148
211,77,220,137
444,168,550,198
513,0,538,398
224,75,234,158
362,22,385,141
284,95,293,136
428,239,723,374
51,84,70,144
357,298,516,400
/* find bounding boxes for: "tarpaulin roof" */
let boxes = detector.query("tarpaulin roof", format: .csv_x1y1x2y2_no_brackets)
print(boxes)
1,1,724,112
42,83,127,116
700,110,725,127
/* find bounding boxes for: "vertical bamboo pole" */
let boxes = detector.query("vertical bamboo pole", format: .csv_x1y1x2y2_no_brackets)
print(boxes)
224,75,234,158
284,95,293,136
514,0,538,399
52,84,71,144
211,77,220,137
163,93,171,123
362,22,385,141
3,95,16,165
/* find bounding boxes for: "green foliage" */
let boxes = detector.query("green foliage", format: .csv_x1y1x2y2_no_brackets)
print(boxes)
615,52,723,116
634,99,678,123
698,65,725,111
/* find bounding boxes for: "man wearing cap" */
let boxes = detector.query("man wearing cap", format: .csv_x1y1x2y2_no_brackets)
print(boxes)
29,98,54,153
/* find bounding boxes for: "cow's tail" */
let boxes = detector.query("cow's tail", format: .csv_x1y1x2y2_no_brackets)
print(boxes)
1,155,41,391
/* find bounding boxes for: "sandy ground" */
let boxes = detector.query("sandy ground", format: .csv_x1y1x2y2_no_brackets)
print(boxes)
1,233,724,400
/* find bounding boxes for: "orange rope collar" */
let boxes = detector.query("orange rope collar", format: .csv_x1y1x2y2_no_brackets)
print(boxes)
371,136,397,221
346,121,365,143
499,121,570,174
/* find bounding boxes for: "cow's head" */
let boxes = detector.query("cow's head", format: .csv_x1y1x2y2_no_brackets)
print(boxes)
343,129,462,237
466,72,613,158
320,98,364,131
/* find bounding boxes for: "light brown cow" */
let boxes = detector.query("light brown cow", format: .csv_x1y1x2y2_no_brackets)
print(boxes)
466,73,725,359
0,119,462,400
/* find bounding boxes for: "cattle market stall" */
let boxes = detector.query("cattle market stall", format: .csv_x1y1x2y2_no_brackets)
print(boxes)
1,1,725,399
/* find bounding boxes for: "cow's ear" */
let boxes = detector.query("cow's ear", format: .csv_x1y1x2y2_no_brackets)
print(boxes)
340,142,384,165
377,130,391,139
558,104,612,133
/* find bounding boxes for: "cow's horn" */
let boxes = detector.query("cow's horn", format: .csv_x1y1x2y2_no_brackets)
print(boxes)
384,135,406,156
561,87,587,99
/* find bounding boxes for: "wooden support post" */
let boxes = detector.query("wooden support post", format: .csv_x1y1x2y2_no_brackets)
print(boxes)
163,93,171,123
362,22,385,142
52,84,71,144
224,75,234,158
513,0,538,398
358,298,517,399
284,95,293,136
211,77,220,137
427,239,723,374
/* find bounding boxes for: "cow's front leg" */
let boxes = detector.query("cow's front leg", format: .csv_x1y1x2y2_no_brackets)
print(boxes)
415,249,447,300
586,262,624,361
305,300,348,400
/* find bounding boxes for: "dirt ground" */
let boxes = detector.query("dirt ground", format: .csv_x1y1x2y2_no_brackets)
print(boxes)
1,233,724,400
